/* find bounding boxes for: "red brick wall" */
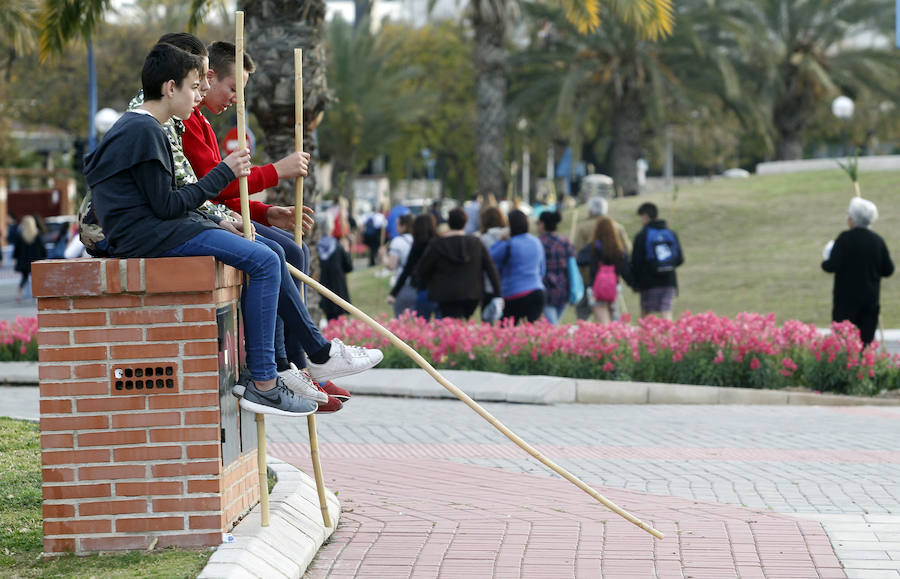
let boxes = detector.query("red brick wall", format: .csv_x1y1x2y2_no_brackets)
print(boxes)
33,257,259,554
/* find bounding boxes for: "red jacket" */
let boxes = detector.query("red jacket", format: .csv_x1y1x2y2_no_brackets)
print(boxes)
181,107,278,224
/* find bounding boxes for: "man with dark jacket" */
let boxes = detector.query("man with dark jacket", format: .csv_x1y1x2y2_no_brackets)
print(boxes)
822,197,894,346
415,208,502,319
631,202,684,320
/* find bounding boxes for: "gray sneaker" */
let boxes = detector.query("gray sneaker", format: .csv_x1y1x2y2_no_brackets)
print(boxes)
279,363,329,404
307,338,384,382
238,377,318,417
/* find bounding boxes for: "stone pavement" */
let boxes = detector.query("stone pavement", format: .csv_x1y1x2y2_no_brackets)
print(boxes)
264,397,900,578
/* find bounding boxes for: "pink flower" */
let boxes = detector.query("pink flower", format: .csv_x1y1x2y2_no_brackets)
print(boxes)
749,357,760,370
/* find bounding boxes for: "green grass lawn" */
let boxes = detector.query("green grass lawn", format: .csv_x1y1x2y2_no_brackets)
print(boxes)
0,418,211,578
345,169,900,328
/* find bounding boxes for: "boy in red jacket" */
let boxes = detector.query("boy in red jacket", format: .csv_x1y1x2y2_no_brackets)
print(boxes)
182,40,353,406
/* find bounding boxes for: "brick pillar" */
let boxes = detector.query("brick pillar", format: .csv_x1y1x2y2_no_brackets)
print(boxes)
33,257,260,554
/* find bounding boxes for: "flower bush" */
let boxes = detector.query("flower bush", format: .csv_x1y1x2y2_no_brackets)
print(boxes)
324,311,900,396
0,317,38,362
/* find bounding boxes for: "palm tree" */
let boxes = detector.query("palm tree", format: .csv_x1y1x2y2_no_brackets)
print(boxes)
470,0,673,199
510,2,692,195
0,0,36,80
238,0,330,208
317,16,429,203
719,0,899,160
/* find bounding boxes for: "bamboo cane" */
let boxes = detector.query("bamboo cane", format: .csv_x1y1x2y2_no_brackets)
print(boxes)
285,262,664,540
235,12,270,528
294,49,305,242
293,48,332,529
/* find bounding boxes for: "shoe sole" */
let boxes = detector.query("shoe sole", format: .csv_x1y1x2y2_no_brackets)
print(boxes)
331,395,350,403
308,358,382,382
238,397,317,417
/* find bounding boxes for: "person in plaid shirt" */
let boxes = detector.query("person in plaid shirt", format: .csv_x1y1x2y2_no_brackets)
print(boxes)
537,211,575,324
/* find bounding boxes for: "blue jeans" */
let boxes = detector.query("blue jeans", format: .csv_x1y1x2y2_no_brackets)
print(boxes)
414,289,438,320
161,228,329,382
543,303,567,325
255,222,311,367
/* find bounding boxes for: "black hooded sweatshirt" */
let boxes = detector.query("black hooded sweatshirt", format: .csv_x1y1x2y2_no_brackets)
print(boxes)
414,234,501,303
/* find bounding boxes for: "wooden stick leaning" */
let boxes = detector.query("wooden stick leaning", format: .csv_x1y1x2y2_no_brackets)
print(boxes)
284,262,665,540
294,48,333,529
235,12,270,528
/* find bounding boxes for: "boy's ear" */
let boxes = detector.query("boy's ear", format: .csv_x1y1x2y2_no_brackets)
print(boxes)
161,79,177,98
206,69,217,82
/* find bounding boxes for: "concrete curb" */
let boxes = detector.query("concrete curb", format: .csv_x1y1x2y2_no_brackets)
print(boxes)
0,362,38,385
197,457,340,579
338,368,900,406
6,363,898,406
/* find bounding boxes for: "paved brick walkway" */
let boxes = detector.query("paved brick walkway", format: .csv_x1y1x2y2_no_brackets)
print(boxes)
271,454,842,578
264,398,900,578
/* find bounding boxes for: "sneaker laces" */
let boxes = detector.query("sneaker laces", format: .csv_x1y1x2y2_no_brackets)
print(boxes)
332,338,373,359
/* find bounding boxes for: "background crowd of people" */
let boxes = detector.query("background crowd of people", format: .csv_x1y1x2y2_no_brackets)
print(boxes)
323,194,685,327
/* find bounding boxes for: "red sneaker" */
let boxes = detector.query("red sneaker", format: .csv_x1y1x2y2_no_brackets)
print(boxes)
321,381,351,403
316,395,343,414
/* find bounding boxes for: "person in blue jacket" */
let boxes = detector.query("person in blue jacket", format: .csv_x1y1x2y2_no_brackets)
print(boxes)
490,210,546,324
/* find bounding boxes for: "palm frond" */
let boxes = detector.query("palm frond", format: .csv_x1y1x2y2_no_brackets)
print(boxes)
38,0,112,59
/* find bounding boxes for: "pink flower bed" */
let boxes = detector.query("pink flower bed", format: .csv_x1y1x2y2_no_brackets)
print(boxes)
0,316,39,361
324,311,900,396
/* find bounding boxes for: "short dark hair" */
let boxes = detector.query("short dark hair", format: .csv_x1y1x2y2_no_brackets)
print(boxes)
208,41,256,79
508,210,529,236
157,32,208,56
538,211,561,232
637,202,658,220
397,213,413,232
142,43,204,101
447,207,467,231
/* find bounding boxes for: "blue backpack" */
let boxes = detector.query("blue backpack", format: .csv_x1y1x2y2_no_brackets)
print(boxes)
644,227,680,273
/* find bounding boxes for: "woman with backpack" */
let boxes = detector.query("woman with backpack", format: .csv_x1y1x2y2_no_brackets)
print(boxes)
577,216,635,324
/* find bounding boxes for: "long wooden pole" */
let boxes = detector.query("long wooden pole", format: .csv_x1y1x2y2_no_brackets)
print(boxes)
293,48,332,529
293,49,305,242
235,12,270,528
285,262,664,540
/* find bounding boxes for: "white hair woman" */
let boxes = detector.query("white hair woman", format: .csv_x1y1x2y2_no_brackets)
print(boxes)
822,197,894,346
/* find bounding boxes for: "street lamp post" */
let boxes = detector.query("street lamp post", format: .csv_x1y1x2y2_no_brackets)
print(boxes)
832,96,855,156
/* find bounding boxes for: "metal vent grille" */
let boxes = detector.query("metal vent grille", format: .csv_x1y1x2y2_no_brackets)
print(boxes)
111,364,177,394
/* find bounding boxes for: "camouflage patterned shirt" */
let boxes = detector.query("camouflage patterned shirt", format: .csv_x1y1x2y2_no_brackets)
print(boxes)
127,91,231,220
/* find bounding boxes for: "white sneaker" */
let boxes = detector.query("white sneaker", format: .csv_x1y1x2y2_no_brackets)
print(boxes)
279,363,329,404
307,338,383,382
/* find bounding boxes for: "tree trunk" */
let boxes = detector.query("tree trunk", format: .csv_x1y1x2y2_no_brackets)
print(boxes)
775,132,803,161
773,70,813,161
610,94,643,197
243,0,331,311
244,0,330,207
471,0,507,200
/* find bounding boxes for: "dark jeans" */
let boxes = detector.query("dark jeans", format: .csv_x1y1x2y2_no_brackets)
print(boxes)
439,299,479,320
415,289,439,320
503,290,546,325
255,222,312,367
160,229,328,381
